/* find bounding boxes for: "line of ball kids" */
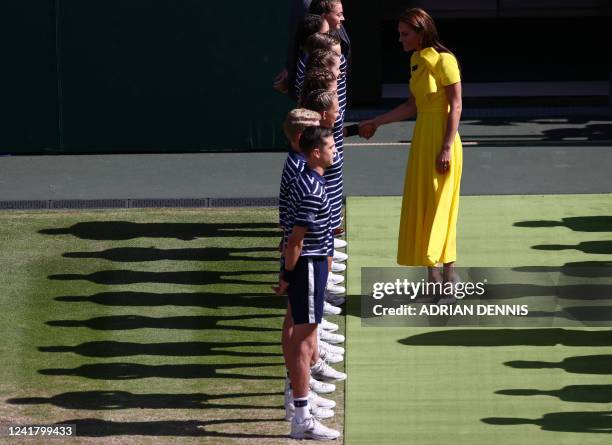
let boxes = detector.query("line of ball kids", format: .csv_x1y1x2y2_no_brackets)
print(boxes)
273,0,353,440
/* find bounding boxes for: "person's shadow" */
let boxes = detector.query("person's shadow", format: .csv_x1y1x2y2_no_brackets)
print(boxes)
513,216,612,232
63,246,278,262
39,221,280,241
52,418,287,438
54,291,286,310
39,362,285,380
482,411,612,434
505,354,612,375
542,123,612,142
531,241,612,255
48,269,275,286
39,340,282,358
526,305,612,323
496,384,612,404
7,390,284,410
398,328,612,347
45,314,282,332
513,262,612,278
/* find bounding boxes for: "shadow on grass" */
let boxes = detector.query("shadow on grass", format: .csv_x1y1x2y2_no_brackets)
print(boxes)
55,291,287,310
344,295,360,318
63,246,278,262
349,283,612,304
39,362,285,380
505,355,612,375
482,411,612,434
8,390,283,410
48,269,275,286
39,221,280,241
46,314,282,331
39,341,281,358
496,384,612,403
526,306,612,322
513,262,612,277
531,241,612,255
514,216,612,232
53,418,287,438
398,329,612,347
468,283,612,301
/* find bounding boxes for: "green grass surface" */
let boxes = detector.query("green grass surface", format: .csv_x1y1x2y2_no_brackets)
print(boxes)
0,208,345,444
345,195,612,445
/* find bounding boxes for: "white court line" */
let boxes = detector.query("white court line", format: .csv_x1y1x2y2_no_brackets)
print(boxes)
345,142,409,147
346,141,478,147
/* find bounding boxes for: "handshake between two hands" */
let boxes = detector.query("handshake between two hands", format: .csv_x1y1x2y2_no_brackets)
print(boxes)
354,120,378,139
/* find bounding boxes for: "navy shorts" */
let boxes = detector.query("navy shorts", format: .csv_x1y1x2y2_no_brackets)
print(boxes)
288,256,328,325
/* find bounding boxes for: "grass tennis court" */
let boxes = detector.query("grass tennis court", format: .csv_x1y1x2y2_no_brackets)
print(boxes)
345,194,612,444
0,208,344,444
1,195,611,443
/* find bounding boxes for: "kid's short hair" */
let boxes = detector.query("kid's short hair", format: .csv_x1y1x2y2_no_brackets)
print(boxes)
283,108,322,141
299,126,334,156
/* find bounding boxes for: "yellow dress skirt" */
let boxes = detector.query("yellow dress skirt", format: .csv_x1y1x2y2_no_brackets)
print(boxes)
397,47,463,267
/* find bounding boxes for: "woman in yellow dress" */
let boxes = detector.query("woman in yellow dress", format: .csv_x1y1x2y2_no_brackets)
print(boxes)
360,8,462,283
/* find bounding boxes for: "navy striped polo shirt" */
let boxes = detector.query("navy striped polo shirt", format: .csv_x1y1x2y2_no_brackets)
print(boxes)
279,150,306,231
286,166,333,257
294,52,348,230
325,53,347,229
325,113,344,230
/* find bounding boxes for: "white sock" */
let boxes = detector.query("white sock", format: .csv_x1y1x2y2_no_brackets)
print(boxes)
285,372,291,391
293,396,310,423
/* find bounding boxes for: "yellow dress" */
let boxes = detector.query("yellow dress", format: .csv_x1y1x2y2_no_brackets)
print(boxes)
397,47,462,266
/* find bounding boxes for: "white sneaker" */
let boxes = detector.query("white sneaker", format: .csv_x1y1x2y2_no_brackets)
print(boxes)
334,238,347,249
319,328,345,344
319,347,343,364
291,416,341,440
331,262,346,273
319,340,345,355
285,405,334,421
285,390,336,410
323,301,342,316
328,273,345,285
311,394,336,410
326,283,346,295
320,318,339,332
333,250,348,262
309,376,336,394
311,359,347,382
285,392,335,421
325,294,346,306
438,296,457,305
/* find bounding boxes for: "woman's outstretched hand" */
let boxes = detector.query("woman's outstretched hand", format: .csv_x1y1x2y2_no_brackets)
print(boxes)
436,146,452,174
359,120,377,139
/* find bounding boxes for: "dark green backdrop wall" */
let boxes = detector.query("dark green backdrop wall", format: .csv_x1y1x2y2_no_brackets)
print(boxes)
1,1,59,153
1,1,292,154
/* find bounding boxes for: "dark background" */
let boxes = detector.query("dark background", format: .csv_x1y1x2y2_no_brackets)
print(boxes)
1,0,611,154
1,0,292,154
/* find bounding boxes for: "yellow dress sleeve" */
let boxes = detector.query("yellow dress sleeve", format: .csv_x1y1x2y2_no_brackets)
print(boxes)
437,53,461,86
